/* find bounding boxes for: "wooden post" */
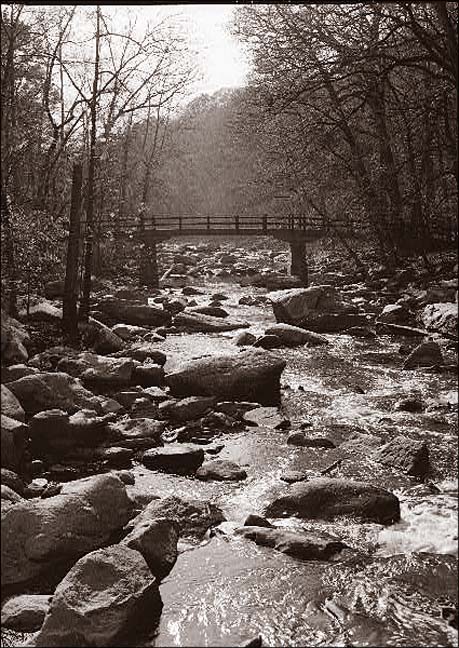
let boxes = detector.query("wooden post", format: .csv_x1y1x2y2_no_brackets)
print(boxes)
141,238,159,288
63,162,82,342
290,240,309,286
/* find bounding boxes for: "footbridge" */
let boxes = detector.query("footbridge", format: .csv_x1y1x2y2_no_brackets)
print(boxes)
99,213,353,287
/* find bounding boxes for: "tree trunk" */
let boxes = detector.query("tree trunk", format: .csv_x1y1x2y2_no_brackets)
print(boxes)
62,162,82,342
79,6,101,322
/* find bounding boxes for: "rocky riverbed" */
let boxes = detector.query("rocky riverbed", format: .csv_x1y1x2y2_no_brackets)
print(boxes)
1,237,458,647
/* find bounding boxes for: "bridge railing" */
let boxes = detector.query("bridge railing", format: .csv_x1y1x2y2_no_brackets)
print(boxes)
98,213,334,233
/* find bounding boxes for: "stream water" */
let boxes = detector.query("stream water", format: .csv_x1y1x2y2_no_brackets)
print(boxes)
125,280,458,647
3,279,456,648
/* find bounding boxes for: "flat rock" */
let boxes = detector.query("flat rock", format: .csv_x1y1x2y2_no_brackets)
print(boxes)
286,432,335,448
372,435,430,478
166,349,286,406
188,306,229,318
264,324,329,347
33,545,161,647
158,396,216,422
56,352,135,386
7,372,100,415
97,298,171,326
264,477,400,525
243,406,290,429
1,594,52,632
173,311,248,332
142,445,204,475
111,324,151,341
235,526,347,560
196,459,247,481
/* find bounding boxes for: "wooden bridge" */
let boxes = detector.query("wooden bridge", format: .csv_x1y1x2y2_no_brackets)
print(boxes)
99,213,352,241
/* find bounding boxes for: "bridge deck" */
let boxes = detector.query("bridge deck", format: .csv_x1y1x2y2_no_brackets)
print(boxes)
98,214,361,240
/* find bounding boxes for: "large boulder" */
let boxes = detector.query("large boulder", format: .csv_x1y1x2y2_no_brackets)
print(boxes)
33,545,162,647
1,594,52,632
1,414,28,471
126,495,225,540
56,352,134,387
1,474,133,586
264,477,400,525
80,317,125,354
372,435,429,478
264,323,329,347
173,311,248,332
1,310,29,365
1,384,25,421
96,298,171,326
108,417,164,450
403,341,444,369
18,299,62,322
165,349,286,405
29,409,111,456
268,285,368,332
235,526,346,560
7,372,100,415
142,445,204,475
122,517,179,580
421,302,458,337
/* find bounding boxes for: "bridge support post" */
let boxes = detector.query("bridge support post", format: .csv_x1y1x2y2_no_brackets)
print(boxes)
290,240,309,286
140,239,159,288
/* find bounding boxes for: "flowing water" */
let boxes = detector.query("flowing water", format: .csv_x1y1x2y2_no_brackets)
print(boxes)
4,279,456,648
125,280,458,647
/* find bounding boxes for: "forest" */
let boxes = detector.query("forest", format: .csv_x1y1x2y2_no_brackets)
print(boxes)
1,3,457,318
1,4,458,648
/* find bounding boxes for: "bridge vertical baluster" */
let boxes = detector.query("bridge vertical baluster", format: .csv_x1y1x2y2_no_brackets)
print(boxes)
207,215,210,231
235,215,239,232
262,215,267,233
178,216,182,231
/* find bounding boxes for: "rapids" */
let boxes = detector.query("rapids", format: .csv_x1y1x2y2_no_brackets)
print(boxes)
127,280,458,647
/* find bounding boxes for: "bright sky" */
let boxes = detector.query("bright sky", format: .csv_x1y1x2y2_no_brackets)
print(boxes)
103,4,251,96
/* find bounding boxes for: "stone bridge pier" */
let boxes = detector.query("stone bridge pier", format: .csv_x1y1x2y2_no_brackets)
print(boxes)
138,232,310,288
